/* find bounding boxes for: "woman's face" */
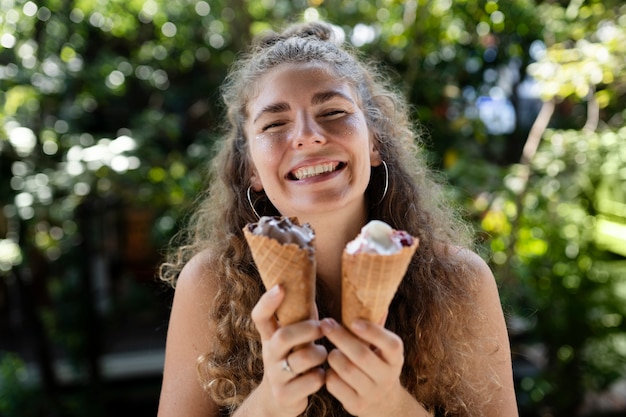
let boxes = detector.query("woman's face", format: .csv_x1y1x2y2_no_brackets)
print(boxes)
245,63,380,219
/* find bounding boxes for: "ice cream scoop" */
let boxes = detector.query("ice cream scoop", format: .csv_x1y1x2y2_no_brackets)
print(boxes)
247,216,315,249
345,219,414,255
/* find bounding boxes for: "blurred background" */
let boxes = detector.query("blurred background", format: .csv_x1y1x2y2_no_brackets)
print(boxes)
1,0,625,416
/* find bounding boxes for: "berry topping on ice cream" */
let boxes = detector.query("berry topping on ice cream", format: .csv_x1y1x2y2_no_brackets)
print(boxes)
346,220,414,255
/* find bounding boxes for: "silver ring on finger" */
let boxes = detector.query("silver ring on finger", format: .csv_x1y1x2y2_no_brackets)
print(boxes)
282,357,294,374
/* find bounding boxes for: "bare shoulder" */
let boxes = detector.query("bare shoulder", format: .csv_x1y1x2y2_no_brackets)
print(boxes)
158,249,221,417
442,246,504,331
175,249,220,294
445,246,519,416
444,246,498,294
165,249,221,340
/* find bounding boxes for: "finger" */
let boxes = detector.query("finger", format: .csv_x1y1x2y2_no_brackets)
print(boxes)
279,367,326,399
251,285,284,341
269,320,324,359
326,347,373,389
325,365,359,405
321,318,378,359
283,343,327,375
321,318,397,382
268,366,325,416
349,319,404,366
320,319,377,380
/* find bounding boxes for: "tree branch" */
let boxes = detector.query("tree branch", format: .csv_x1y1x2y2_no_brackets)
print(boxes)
520,98,556,165
583,84,599,133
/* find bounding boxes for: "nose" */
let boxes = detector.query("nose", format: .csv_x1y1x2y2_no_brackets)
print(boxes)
294,114,325,148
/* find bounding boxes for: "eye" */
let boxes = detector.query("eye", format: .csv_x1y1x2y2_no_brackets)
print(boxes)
262,121,286,132
321,110,347,119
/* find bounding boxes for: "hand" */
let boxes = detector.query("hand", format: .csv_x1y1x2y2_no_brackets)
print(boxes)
320,317,409,417
250,285,327,417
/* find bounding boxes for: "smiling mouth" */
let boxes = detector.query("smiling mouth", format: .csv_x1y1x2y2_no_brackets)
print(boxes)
289,162,345,180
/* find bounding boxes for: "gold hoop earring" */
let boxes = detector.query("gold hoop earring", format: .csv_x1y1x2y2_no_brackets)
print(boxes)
247,186,261,220
376,160,389,205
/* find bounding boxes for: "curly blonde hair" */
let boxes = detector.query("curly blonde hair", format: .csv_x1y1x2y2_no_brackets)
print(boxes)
160,21,500,417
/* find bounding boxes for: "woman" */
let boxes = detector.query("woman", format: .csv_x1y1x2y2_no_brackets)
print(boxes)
157,21,518,417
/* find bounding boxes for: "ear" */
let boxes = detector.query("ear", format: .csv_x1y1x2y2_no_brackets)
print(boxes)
369,135,382,167
250,170,263,192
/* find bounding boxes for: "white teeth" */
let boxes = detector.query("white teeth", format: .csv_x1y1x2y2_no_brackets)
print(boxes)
293,163,337,180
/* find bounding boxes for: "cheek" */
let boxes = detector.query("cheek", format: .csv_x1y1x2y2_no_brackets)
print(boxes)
257,138,280,159
342,115,370,142
250,136,281,172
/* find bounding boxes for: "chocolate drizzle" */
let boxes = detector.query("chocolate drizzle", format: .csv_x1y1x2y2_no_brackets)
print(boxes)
247,216,315,250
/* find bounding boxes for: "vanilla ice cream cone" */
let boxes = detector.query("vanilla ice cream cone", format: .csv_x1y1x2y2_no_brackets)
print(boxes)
342,239,418,327
243,227,316,326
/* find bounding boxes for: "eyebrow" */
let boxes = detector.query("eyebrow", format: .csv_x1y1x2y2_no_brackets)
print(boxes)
252,90,355,123
253,102,290,123
311,90,355,106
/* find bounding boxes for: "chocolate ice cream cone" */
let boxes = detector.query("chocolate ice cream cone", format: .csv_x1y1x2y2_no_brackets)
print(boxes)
243,227,316,326
342,239,419,327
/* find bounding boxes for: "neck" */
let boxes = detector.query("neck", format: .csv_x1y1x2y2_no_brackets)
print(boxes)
300,205,367,312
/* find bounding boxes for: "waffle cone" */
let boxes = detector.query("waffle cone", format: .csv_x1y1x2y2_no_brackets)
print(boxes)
243,228,315,326
342,239,419,327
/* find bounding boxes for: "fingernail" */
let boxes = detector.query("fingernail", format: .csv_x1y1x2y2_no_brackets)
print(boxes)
268,285,280,297
321,318,339,332
351,319,366,333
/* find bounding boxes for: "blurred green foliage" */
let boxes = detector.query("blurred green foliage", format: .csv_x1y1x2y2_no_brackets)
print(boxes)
451,127,626,412
1,0,625,416
0,353,43,417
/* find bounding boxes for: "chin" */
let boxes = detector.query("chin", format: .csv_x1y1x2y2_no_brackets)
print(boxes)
287,195,364,218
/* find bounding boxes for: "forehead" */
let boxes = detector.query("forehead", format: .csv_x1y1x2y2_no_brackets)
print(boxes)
246,63,357,117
